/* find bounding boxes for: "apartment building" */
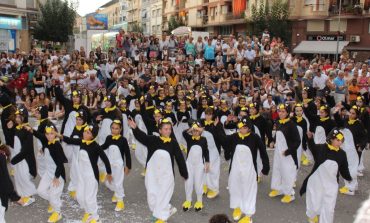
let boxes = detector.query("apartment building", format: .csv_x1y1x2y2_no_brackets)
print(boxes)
290,0,370,60
0,0,46,52
97,0,121,29
126,0,141,31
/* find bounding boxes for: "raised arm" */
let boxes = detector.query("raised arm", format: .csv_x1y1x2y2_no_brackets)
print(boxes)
55,86,71,107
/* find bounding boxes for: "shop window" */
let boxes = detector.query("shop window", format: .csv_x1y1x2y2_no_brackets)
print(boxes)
307,20,324,32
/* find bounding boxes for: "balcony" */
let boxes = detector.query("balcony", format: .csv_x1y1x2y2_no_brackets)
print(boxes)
328,3,369,16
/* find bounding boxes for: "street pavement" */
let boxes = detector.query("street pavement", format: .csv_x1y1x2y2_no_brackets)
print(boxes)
3,119,370,223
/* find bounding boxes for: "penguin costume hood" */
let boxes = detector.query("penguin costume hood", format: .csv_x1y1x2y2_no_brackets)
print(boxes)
15,107,28,123
104,94,117,107
0,91,12,107
237,117,254,130
85,124,99,139
303,86,314,99
75,109,89,124
71,89,82,101
36,105,49,120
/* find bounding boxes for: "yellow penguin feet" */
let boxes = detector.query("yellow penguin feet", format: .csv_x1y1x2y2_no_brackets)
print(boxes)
202,185,208,195
111,195,118,203
207,190,219,199
47,204,54,213
257,176,262,183
22,196,35,206
238,216,252,223
69,191,76,199
155,219,166,223
99,172,107,183
115,200,125,211
194,201,203,212
81,213,90,223
47,212,62,223
268,190,281,198
339,186,355,195
281,195,295,203
182,200,192,212
9,168,15,176
131,144,136,150
308,216,318,223
233,208,242,221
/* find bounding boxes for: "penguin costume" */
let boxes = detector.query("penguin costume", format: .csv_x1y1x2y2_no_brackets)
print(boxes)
269,104,301,203
65,109,88,198
118,99,132,144
0,89,16,151
55,87,90,162
218,100,237,136
10,108,37,206
34,105,49,177
129,118,188,223
0,141,22,222
174,101,191,150
334,105,367,195
218,117,270,223
30,123,67,223
300,129,352,223
61,124,112,223
101,119,132,212
312,105,336,145
201,107,223,199
181,121,209,212
292,103,309,167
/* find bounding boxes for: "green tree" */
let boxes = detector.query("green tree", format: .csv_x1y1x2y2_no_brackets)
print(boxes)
130,22,143,33
34,0,77,43
168,15,184,32
250,0,291,43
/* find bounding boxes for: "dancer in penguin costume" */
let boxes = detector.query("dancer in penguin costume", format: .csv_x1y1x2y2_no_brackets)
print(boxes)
300,129,352,223
163,100,177,125
292,103,308,169
61,124,112,223
174,100,190,150
128,118,188,223
218,117,270,223
310,105,336,145
218,100,237,136
9,108,37,206
333,105,367,196
181,121,209,212
341,96,370,177
96,94,122,182
55,87,90,162
301,87,317,165
248,102,272,182
25,123,67,223
201,107,223,199
65,109,88,199
101,119,132,212
0,86,16,154
0,141,24,223
269,104,301,203
118,98,132,143
34,105,49,177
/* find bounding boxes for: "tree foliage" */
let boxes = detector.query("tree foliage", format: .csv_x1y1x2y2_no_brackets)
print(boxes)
250,0,291,43
34,0,77,43
168,16,185,32
130,22,144,33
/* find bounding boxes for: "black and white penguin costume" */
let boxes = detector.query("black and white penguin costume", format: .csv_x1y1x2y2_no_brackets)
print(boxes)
201,118,222,197
119,100,132,144
0,88,16,150
33,124,67,217
10,108,37,199
55,87,90,162
34,105,49,177
219,118,270,221
173,105,191,149
292,104,309,167
101,120,132,209
131,103,149,169
97,95,122,145
300,129,352,223
182,123,209,209
270,104,301,202
334,108,367,194
0,141,21,222
132,119,188,221
66,110,88,194
62,125,112,222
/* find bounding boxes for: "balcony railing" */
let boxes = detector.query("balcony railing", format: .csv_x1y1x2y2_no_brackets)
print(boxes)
328,3,367,16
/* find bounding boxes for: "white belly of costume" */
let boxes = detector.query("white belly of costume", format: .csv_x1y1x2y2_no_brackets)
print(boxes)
340,128,359,191
134,115,148,167
64,111,77,137
98,118,113,145
185,145,205,202
296,126,303,169
306,160,338,223
229,145,257,215
314,126,326,144
78,150,94,177
145,149,175,221
202,130,220,192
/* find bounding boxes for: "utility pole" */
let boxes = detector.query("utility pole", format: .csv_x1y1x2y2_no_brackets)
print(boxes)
335,0,342,62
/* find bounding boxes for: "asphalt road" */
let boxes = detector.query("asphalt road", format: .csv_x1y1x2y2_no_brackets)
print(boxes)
3,119,370,223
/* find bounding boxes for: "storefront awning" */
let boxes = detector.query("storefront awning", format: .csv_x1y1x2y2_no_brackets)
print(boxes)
293,41,349,54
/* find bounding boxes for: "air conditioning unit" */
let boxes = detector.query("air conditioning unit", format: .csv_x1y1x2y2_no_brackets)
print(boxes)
350,35,360,42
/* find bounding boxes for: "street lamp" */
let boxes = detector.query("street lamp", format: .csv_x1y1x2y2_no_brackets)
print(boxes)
335,0,342,62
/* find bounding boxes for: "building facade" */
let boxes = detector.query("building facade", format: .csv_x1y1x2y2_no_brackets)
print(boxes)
0,0,45,52
96,0,120,29
290,0,370,60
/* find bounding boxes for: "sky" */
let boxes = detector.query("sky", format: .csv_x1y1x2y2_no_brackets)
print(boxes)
76,0,111,16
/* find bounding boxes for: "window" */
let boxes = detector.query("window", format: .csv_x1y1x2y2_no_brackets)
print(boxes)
307,20,324,32
329,19,347,32
157,9,161,17
152,25,156,33
157,25,160,33
152,10,156,17
220,26,232,35
368,21,370,33
2,0,15,5
221,5,229,14
26,0,35,8
304,0,316,5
